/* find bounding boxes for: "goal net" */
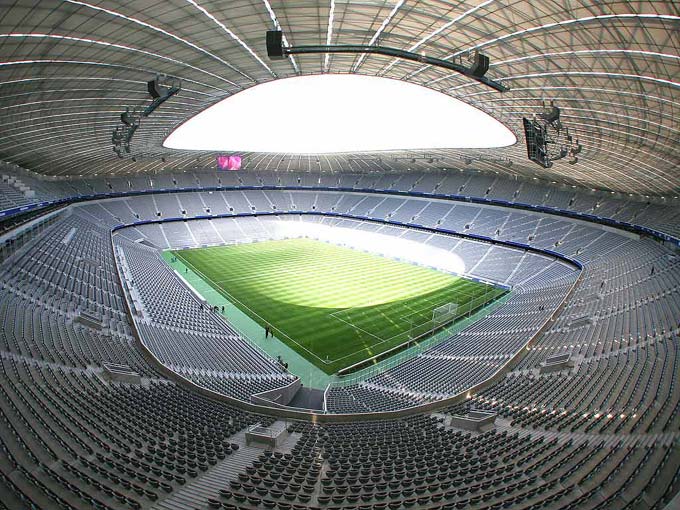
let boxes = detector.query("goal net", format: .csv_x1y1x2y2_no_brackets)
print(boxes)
432,302,459,325
406,302,460,342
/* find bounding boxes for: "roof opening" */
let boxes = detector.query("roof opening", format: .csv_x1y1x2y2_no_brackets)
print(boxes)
164,74,516,153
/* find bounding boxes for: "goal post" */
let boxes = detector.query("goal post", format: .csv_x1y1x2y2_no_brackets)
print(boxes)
406,302,460,344
432,302,459,325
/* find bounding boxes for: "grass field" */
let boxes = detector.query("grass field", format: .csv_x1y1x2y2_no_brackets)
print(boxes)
171,238,506,374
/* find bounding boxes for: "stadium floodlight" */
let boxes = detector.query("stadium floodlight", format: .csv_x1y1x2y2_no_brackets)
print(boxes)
111,76,181,158
147,76,164,99
265,30,509,92
111,127,123,144
523,102,582,168
540,101,561,127
120,108,138,127
143,75,181,116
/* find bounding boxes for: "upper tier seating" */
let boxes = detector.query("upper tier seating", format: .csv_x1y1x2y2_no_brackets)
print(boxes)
1,165,678,240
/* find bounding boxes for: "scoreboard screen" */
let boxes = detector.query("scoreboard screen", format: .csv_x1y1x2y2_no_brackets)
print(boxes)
217,155,242,170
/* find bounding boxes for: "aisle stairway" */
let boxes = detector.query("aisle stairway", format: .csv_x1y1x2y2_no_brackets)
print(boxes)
152,420,299,510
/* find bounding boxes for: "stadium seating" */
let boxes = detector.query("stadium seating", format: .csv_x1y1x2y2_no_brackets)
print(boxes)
4,186,674,416
1,166,679,239
45,189,669,423
0,170,678,510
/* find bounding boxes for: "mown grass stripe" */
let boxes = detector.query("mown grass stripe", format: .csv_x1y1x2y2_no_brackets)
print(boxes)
172,238,505,374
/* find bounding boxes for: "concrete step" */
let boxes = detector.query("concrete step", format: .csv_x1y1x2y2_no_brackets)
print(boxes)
151,430,261,510
152,420,302,510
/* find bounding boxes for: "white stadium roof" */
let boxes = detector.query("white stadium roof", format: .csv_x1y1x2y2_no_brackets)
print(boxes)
0,1,677,196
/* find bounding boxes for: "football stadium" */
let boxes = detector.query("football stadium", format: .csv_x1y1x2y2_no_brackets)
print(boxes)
0,2,679,510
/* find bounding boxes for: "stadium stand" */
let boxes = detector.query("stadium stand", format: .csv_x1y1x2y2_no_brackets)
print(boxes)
2,175,678,498
0,181,678,506
2,168,679,239
1,0,679,507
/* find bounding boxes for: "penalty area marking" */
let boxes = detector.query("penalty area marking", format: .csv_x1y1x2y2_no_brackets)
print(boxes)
171,250,331,365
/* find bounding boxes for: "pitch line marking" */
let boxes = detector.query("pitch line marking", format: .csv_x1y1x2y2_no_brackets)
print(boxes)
172,244,505,368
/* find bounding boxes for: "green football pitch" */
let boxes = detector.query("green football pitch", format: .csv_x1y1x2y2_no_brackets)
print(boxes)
171,238,506,374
